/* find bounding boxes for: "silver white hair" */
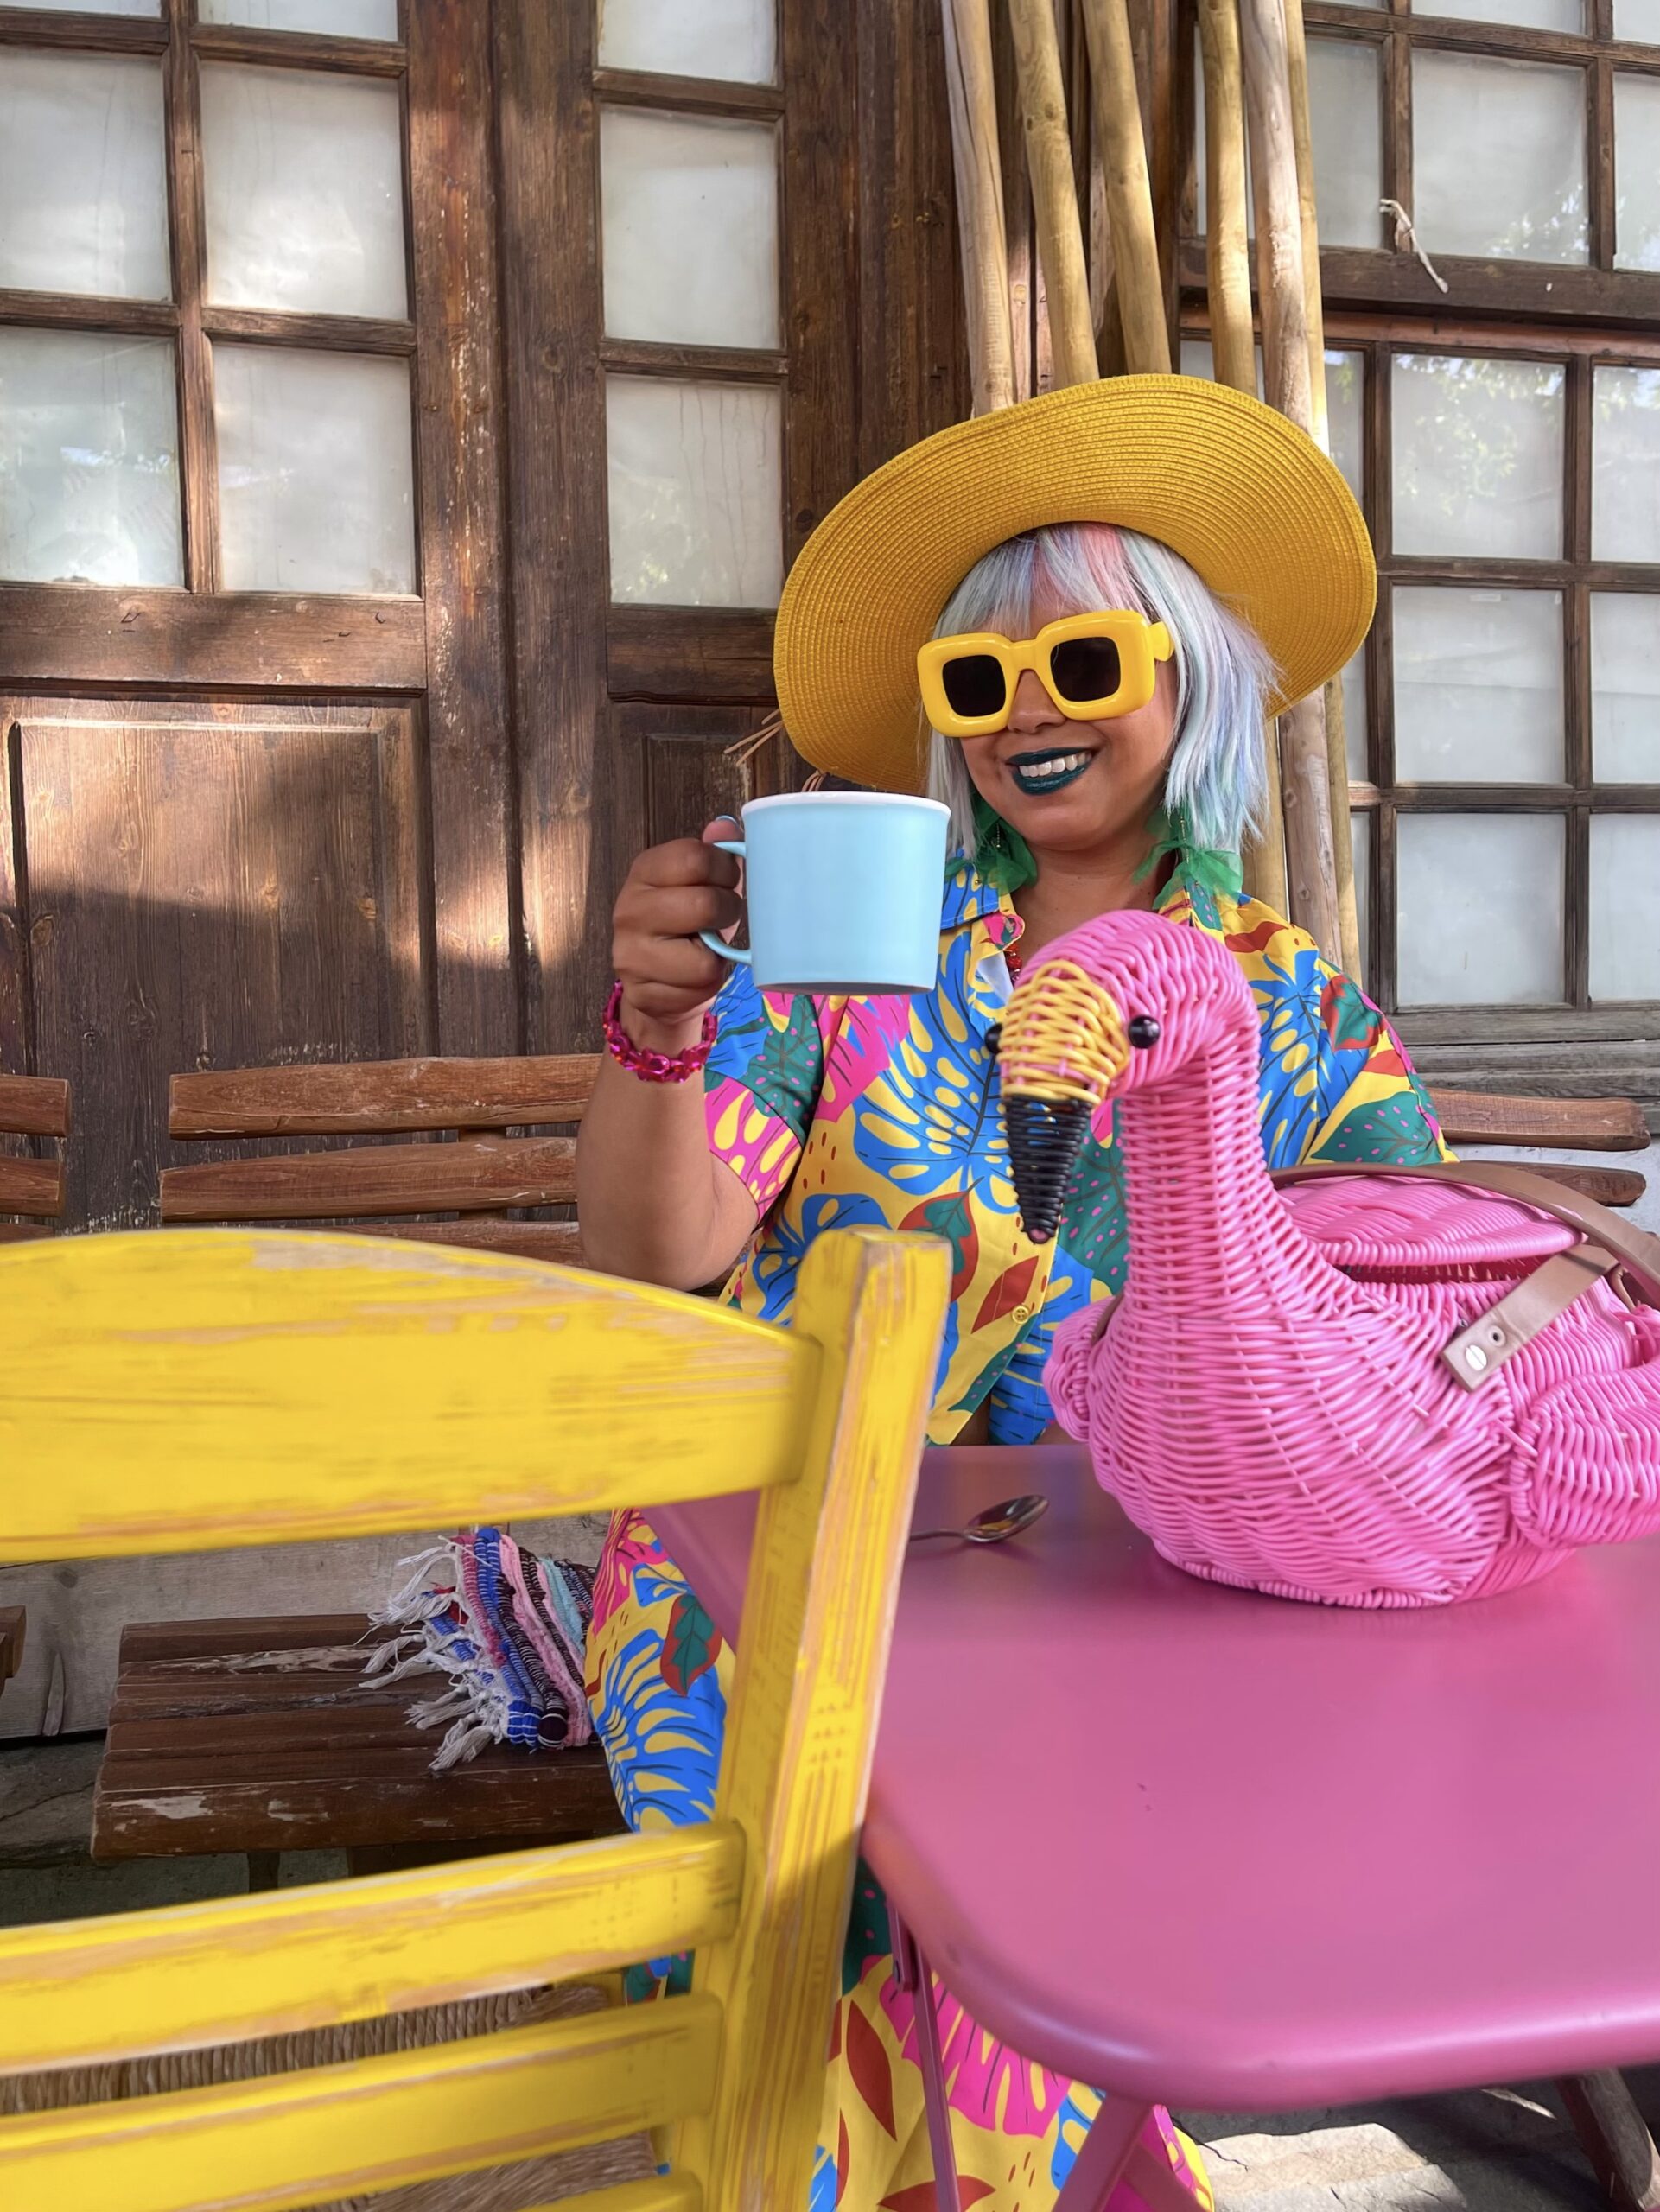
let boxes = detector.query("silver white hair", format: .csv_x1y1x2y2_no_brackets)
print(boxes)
924,523,1276,865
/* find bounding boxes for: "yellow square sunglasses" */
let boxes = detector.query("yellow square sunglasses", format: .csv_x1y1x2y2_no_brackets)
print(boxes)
917,609,1174,739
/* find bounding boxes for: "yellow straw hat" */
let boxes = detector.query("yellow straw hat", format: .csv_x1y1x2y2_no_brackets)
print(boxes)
774,372,1376,794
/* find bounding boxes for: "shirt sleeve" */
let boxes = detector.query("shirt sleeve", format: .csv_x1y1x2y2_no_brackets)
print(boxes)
701,963,834,1215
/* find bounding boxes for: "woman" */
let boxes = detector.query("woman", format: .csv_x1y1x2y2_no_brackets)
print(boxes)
576,378,1447,2209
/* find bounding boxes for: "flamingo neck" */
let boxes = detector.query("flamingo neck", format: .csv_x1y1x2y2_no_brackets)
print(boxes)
1114,1020,1324,1310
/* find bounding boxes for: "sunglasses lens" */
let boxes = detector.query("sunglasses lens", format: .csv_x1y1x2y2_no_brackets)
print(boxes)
1049,635,1122,704
940,653,1008,721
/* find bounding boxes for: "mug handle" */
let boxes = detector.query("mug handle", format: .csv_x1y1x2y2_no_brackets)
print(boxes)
698,838,750,966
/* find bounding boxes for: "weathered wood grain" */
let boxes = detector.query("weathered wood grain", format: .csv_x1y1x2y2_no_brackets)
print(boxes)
169,1056,596,1138
161,1135,577,1221
0,1156,62,1218
941,0,1016,414
607,609,777,706
1429,1089,1651,1154
1081,0,1170,373
0,588,426,691
0,1074,69,1139
1008,0,1098,387
11,700,429,1231
92,1613,623,1860
410,0,518,1062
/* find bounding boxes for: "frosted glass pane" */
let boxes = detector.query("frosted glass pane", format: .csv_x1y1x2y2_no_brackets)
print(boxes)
1397,814,1563,1005
1352,811,1371,986
199,0,399,34
1594,365,1660,563
601,108,779,350
1307,40,1383,249
1392,355,1563,560
1615,0,1660,35
1592,594,1660,781
1326,350,1363,503
1419,0,1581,29
1394,588,1562,784
215,346,414,594
1341,651,1368,779
0,52,169,300
1179,338,1262,397
607,376,781,607
200,65,406,319
598,0,777,84
1591,818,1660,999
1618,77,1660,274
1413,53,1587,264
0,328,180,586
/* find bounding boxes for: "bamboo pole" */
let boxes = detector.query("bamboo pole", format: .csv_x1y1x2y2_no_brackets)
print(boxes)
942,0,1018,415
1079,0,1169,373
1194,0,1255,396
1283,0,1363,979
1239,0,1340,962
1008,0,1099,388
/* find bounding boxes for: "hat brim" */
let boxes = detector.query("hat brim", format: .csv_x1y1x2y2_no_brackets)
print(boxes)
774,373,1377,794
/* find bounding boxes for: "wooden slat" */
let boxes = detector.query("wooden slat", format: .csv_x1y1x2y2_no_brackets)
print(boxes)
1517,1164,1648,1210
334,1220,585,1266
0,1156,63,1219
0,586,427,692
0,1607,22,1687
0,1224,48,1244
607,607,776,704
0,1073,69,1138
1432,1088,1651,1154
0,1999,721,2210
160,1135,576,1222
169,1055,596,1137
0,1230,813,1560
2,1826,738,2070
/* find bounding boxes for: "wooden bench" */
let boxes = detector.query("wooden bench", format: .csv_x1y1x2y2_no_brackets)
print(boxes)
0,1074,71,1243
92,1614,623,1885
1428,1087,1650,1210
160,1052,598,1261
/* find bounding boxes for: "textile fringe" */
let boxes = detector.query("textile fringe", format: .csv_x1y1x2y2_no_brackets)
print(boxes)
363,1529,596,1774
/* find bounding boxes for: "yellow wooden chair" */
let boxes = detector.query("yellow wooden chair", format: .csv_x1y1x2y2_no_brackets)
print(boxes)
0,1224,949,2212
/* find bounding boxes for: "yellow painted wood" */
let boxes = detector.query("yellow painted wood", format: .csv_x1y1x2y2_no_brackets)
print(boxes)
522,2185,700,2212
0,1999,720,2212
0,1230,814,1561
0,1224,949,2212
0,1825,742,2072
675,1230,952,2209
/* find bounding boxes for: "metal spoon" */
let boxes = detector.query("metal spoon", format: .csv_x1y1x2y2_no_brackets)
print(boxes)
909,1493,1049,1546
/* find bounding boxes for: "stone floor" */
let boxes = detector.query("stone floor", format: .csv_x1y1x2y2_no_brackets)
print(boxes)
0,1734,1648,2209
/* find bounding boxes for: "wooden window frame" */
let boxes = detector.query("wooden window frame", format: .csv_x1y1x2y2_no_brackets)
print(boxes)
1180,0,1660,323
0,0,427,689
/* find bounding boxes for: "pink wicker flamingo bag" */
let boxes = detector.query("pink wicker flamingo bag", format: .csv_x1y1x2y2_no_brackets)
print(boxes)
997,909,1660,1609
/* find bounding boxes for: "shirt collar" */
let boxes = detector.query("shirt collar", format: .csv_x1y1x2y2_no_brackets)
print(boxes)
943,850,1226,939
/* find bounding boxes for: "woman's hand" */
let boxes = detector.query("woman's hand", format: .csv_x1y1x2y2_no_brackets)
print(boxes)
611,817,743,1050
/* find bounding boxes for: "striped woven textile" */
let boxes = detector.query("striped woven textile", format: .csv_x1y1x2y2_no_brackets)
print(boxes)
366,1528,595,1770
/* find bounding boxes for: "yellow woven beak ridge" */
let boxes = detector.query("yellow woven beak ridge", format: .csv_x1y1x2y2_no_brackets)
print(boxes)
773,374,1377,795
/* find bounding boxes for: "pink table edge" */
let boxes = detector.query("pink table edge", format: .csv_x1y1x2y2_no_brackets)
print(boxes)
652,1446,1660,2112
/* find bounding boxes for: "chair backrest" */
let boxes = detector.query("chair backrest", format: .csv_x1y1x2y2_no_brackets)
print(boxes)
0,1225,950,2212
0,1075,70,1243
1428,1086,1651,1211
162,1052,598,1263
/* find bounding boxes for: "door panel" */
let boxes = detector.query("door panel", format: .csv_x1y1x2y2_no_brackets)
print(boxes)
0,696,430,1230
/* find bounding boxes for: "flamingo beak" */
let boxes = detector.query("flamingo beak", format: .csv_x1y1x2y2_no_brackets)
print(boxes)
994,963,1130,1244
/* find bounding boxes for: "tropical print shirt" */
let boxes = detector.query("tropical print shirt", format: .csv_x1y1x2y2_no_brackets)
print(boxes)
702,855,1448,1445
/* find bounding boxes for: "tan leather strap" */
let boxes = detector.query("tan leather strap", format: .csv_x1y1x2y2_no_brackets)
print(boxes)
1271,1158,1659,1390
1271,1158,1660,1306
1441,1244,1617,1392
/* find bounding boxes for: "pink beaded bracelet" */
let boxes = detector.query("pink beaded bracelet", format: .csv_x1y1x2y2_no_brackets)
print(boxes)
602,980,717,1084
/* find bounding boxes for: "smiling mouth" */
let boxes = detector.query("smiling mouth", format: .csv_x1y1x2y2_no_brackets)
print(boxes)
1008,747,1095,797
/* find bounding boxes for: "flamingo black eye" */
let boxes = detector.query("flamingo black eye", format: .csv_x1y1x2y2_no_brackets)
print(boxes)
1127,1015,1161,1050
984,1023,1002,1059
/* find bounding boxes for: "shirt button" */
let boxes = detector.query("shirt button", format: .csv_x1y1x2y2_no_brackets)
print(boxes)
1012,1304,1032,1323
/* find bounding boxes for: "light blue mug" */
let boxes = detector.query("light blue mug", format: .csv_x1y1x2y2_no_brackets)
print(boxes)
699,792,950,995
